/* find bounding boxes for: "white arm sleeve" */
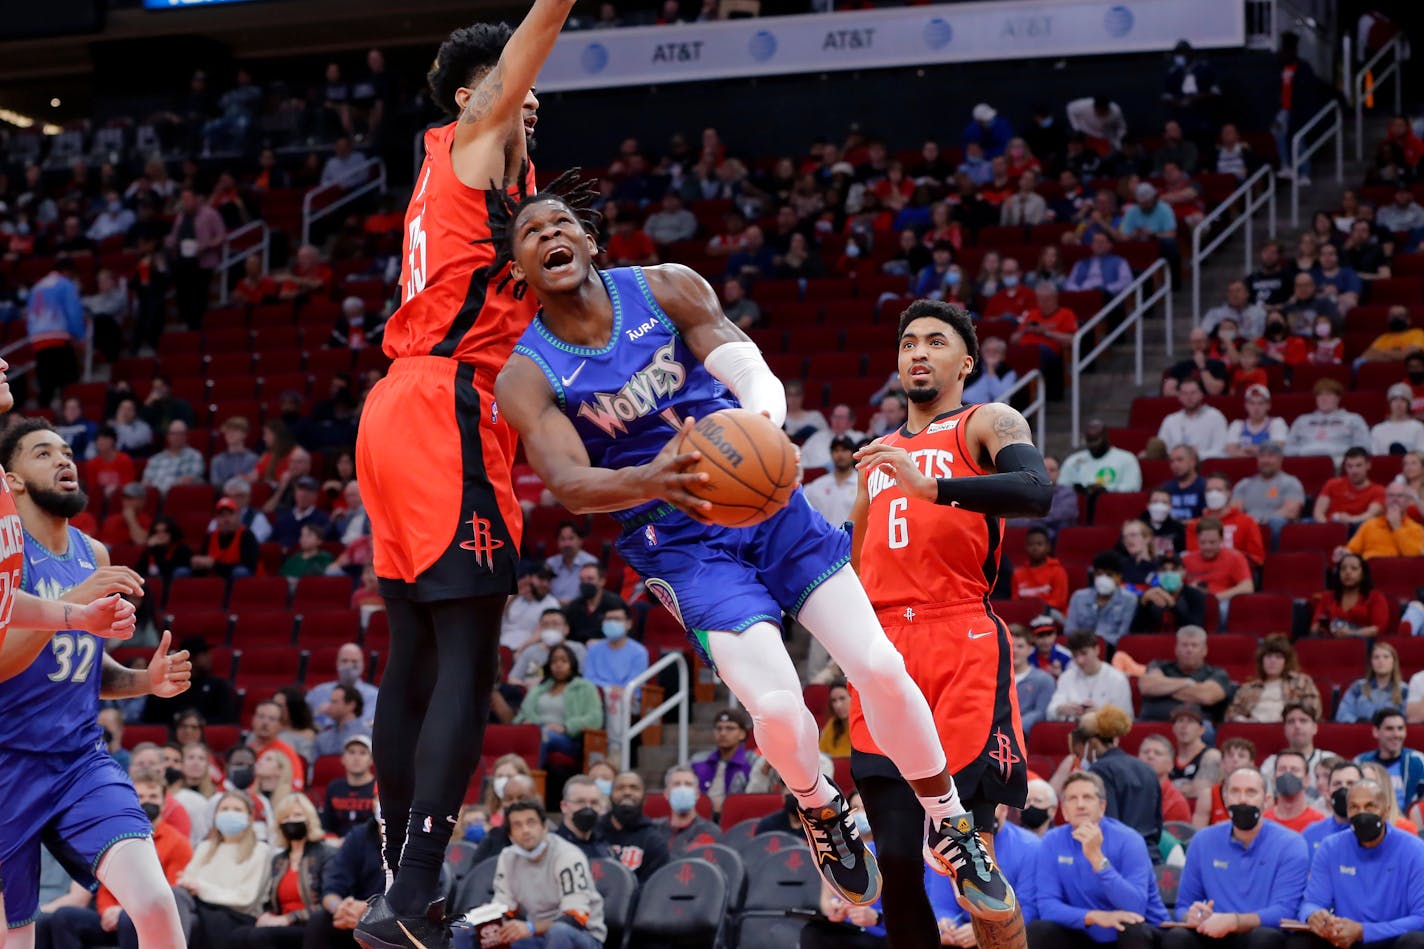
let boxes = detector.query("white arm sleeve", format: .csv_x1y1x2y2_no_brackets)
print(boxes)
703,341,787,428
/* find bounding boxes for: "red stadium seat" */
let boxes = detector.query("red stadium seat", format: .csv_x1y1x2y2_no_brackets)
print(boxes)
993,599,1046,627
1055,526,1117,560
1224,594,1296,637
1313,724,1377,759
230,576,291,612
1091,492,1148,528
1116,634,1177,665
1028,721,1074,758
297,610,362,646
1118,723,1174,756
718,793,784,830
164,609,231,646
1279,456,1336,495
1370,558,1422,599
1278,523,1348,551
482,724,541,771
1261,552,1327,597
802,684,831,729
230,611,297,648
1295,639,1370,677
166,577,227,612
292,576,353,612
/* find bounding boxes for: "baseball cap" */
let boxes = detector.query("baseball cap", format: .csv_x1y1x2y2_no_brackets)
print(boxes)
121,482,147,499
972,103,997,123
715,708,752,732
1029,615,1061,637
1169,703,1204,725
1388,382,1414,402
295,476,320,491
1135,182,1158,201
344,735,373,752
1244,384,1271,401
830,161,856,177
829,435,857,452
215,498,238,512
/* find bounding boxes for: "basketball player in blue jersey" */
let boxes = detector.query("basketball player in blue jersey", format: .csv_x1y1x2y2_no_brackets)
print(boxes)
0,418,193,949
492,180,1016,919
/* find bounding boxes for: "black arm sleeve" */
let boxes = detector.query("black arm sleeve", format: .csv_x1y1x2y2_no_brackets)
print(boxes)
934,442,1053,517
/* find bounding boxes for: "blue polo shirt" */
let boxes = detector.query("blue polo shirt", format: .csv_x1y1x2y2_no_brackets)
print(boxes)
1175,819,1308,928
1301,815,1348,854
1301,825,1424,943
1035,817,1167,942
928,821,1043,926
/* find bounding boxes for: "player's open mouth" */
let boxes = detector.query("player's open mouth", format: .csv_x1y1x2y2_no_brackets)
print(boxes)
56,470,78,491
524,114,538,137
542,246,575,272
910,366,931,377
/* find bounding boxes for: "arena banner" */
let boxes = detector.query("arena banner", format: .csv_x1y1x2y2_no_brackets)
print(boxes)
537,0,1245,91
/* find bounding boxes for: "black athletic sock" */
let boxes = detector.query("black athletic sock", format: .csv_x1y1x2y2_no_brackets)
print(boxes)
373,598,439,879
385,805,454,917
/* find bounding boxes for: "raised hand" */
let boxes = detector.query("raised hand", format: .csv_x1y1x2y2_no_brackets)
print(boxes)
75,594,137,640
147,630,192,699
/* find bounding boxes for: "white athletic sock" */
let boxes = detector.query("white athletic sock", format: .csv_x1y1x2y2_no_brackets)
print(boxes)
790,774,838,812
918,788,966,825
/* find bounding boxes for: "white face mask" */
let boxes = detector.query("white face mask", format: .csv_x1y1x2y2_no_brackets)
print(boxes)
1147,501,1171,522
493,776,510,799
1093,574,1118,597
1204,490,1229,511
540,628,563,648
510,839,548,860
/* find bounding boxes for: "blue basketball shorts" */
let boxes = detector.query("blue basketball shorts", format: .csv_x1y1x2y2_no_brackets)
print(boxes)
616,488,851,667
0,745,151,929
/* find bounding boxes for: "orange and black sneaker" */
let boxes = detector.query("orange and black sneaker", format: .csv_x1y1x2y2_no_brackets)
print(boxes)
796,789,882,905
924,813,1017,921
354,896,450,949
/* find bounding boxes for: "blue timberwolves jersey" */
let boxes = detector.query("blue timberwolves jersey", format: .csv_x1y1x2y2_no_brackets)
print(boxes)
0,526,102,755
513,266,739,521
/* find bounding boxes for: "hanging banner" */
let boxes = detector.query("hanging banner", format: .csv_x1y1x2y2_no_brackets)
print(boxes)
538,0,1245,91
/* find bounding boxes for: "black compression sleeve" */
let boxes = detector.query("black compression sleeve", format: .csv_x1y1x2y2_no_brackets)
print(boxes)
934,442,1053,517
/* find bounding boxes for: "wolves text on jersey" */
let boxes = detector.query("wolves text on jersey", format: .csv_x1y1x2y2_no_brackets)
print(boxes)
576,341,688,437
866,448,955,502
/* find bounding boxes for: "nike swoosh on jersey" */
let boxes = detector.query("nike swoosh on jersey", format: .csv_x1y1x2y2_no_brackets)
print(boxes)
967,630,993,639
561,361,588,387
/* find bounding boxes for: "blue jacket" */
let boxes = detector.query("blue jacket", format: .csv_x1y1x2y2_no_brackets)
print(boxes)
1301,825,1424,943
1335,680,1405,725
929,822,1042,925
1035,817,1167,942
1301,815,1349,854
1175,820,1309,928
1065,587,1137,646
1064,255,1133,295
962,116,1015,158
1355,747,1424,812
26,272,85,344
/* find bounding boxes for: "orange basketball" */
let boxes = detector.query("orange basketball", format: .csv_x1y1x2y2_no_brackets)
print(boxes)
675,408,798,527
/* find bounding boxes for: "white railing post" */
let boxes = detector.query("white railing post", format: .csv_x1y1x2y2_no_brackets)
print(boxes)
301,158,388,248
1291,101,1342,227
617,650,689,773
1190,166,1276,325
996,369,1046,451
217,220,270,305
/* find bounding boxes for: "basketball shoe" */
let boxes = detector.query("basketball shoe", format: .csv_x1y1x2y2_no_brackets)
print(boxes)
355,895,450,949
797,787,882,905
925,813,1018,921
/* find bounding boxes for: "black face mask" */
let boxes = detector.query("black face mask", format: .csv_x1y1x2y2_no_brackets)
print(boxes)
164,767,183,787
612,801,643,826
1265,323,1288,341
1020,805,1051,830
1389,318,1410,333
140,802,162,823
227,765,255,790
570,807,598,834
280,820,309,842
1227,804,1261,832
1331,787,1350,819
1350,811,1384,845
1408,370,1424,385
1274,773,1303,798
578,582,599,601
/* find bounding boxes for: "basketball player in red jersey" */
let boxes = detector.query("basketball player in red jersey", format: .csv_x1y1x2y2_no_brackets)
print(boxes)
351,4,575,947
0,357,139,942
850,300,1052,949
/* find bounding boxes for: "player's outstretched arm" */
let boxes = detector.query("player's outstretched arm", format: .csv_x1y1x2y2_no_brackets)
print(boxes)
101,629,191,700
453,0,576,150
496,355,713,518
0,592,137,682
849,466,870,574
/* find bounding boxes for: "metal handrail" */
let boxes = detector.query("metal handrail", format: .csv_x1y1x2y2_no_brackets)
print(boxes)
1191,165,1277,324
1069,258,1173,447
217,220,271,305
996,369,1045,452
617,649,689,772
1354,35,1406,160
301,157,387,247
1290,100,1344,226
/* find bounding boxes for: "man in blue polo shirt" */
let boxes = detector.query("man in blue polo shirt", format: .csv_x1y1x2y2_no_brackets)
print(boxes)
1165,765,1309,949
1028,770,1166,949
1294,779,1424,949
1301,760,1361,854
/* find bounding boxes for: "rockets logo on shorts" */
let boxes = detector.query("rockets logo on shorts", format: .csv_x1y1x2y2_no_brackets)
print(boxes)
988,728,1021,782
460,514,505,571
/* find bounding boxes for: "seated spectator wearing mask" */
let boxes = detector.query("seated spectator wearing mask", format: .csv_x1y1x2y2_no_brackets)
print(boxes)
310,816,384,949
1065,552,1137,649
1027,770,1166,949
509,611,588,689
1166,766,1309,949
1141,488,1189,557
1303,760,1363,854
492,800,607,949
1081,705,1162,859
596,771,670,884
1295,780,1424,949
227,793,329,949
553,775,612,862
657,766,721,853
1263,751,1324,833
173,791,273,949
1020,779,1058,838
1133,552,1207,632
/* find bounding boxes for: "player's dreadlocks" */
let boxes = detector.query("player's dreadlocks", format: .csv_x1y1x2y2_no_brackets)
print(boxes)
480,166,602,300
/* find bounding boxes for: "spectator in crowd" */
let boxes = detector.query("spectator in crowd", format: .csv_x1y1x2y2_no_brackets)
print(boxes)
1262,750,1324,833
1048,631,1133,722
1213,122,1253,181
227,793,329,947
1246,240,1292,307
141,376,197,433
719,277,760,329
963,102,1013,157
804,435,857,526
1181,517,1255,614
502,565,562,653
272,687,316,763
1191,738,1258,829
246,701,305,792
1203,279,1267,341
1059,419,1143,494
210,417,258,487
1281,272,1339,339
210,480,270,548
1164,703,1220,800
101,480,152,548
1303,760,1363,852
1161,445,1208,520
1134,551,1207,632
643,192,697,245
320,736,377,839
1231,442,1304,543
865,393,907,439
1374,384,1424,454
1227,639,1323,723
554,775,612,861
1225,385,1289,456
1341,217,1391,279
1338,643,1407,724
1342,480,1424,560
1009,454,1078,540
86,426,137,502
1001,170,1047,225
1312,243,1362,315
1185,472,1265,567
1297,779,1424,949
471,770,540,862
189,498,259,579
783,379,828,444
1029,616,1073,678
55,398,97,461
141,420,205,496
306,644,379,731
1376,184,1424,238
1012,527,1070,616
1012,282,1078,400
276,245,332,302
509,611,588,689
1158,379,1229,460
1137,735,1193,822
1028,769,1165,949
1315,449,1386,528
817,681,852,757
1122,181,1179,244
985,257,1035,317
1065,95,1128,151
1166,764,1309,949
320,136,369,190
564,563,626,643
1065,552,1138,648
514,644,603,768
172,791,272,947
231,256,278,307
1013,627,1056,736
1064,231,1133,294
962,336,1019,401
1305,314,1344,367
280,522,335,580
1141,487,1189,555
724,225,774,279
1314,552,1391,638
1159,161,1205,230
1357,709,1424,817
27,256,86,405
545,521,599,604
492,800,607,949
584,604,648,720
1163,327,1229,398
312,684,369,758
691,708,756,817
658,766,721,854
607,213,660,267
1261,704,1336,804
308,816,382,949
801,404,864,471
270,477,330,551
1138,626,1229,722
166,188,226,330
1360,307,1424,363
597,771,670,883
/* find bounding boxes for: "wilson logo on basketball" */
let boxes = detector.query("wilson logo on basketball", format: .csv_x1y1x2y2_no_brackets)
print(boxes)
691,418,744,467
460,515,504,571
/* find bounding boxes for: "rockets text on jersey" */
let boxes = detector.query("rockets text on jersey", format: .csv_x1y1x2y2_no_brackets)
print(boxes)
0,474,23,632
